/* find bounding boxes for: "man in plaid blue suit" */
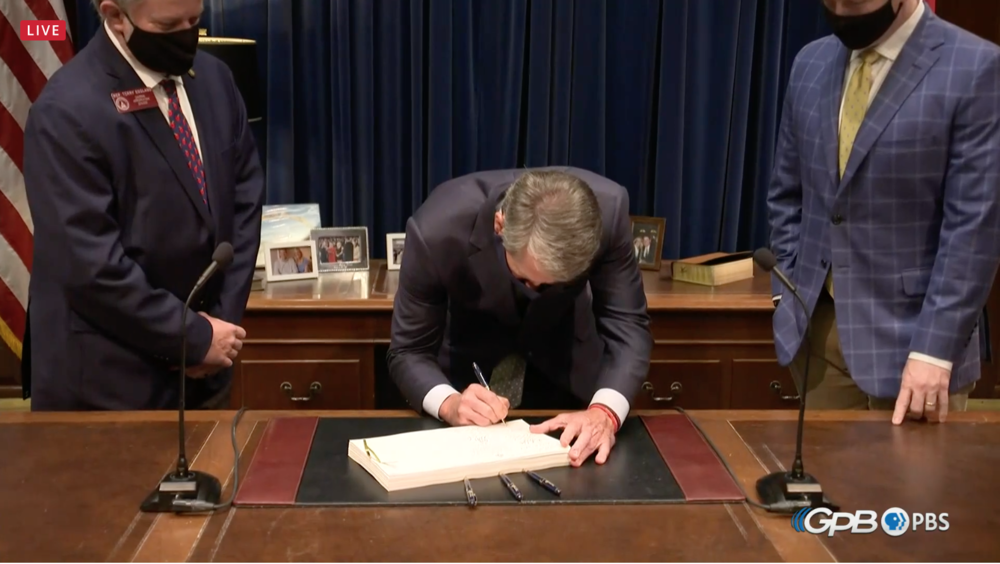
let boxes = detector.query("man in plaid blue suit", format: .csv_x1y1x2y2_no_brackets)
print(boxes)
767,0,1000,423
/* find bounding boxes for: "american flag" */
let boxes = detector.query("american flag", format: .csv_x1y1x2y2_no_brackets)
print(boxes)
0,1,73,365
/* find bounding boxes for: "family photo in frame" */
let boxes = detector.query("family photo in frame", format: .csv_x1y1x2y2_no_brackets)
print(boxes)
311,226,370,272
629,216,665,271
264,240,319,282
386,233,405,270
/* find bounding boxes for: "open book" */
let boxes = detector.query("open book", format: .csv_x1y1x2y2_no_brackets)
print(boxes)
347,420,571,491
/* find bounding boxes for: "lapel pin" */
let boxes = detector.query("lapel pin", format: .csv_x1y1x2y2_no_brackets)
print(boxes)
188,69,196,78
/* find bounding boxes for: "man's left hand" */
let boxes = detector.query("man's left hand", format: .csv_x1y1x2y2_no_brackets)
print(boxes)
529,408,616,467
892,358,952,425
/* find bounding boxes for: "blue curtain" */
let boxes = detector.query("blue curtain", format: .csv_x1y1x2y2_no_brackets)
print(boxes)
73,0,829,260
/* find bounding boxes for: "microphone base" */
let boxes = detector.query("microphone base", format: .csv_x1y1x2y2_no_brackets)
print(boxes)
755,470,839,514
140,470,222,513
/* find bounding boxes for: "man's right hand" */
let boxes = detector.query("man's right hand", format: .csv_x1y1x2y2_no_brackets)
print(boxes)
438,384,510,426
199,311,246,367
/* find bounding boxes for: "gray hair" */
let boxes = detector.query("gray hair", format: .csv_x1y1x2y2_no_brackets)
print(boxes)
499,170,603,282
91,0,141,15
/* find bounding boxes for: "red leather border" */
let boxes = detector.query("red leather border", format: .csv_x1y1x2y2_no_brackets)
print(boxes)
641,414,744,502
234,417,318,505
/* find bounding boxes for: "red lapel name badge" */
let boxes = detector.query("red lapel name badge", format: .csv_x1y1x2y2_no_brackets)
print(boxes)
110,88,158,114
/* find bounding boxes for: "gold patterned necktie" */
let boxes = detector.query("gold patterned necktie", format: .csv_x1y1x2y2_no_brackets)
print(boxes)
489,353,526,409
828,49,880,299
838,49,881,178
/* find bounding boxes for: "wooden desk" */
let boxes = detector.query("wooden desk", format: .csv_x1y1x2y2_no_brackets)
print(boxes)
2,409,996,562
236,262,800,412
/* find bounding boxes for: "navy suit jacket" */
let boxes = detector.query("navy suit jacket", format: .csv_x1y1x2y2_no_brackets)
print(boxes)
767,8,1000,398
21,30,265,410
386,167,652,413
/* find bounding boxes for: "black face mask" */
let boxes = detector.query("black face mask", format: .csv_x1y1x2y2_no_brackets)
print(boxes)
824,0,900,50
124,14,199,76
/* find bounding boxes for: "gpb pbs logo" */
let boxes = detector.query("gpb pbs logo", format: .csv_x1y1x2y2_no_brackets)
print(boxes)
791,507,949,537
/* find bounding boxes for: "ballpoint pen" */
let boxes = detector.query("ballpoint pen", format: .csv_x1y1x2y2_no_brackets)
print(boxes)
498,473,523,502
525,470,561,496
472,362,506,425
464,478,477,507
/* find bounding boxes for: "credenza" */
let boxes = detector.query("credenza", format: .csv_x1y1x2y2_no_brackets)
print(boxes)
3,261,995,405
233,261,803,411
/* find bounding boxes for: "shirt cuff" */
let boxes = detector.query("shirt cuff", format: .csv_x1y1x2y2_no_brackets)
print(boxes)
422,384,460,420
908,352,953,372
589,388,630,428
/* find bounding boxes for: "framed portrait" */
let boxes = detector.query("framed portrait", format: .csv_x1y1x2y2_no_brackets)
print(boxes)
311,226,370,273
386,232,406,271
629,216,666,271
263,240,320,282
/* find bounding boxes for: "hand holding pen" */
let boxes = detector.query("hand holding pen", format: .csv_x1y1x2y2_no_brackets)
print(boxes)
472,362,507,426
437,364,509,427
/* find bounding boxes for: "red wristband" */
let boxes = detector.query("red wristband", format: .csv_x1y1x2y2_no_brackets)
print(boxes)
589,403,620,433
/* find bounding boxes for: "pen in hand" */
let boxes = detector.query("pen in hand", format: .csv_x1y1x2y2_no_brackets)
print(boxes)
472,362,506,425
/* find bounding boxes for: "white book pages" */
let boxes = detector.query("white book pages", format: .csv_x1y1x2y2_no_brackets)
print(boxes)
348,420,571,491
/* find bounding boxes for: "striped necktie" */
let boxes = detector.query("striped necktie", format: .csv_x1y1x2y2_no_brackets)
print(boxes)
160,79,208,206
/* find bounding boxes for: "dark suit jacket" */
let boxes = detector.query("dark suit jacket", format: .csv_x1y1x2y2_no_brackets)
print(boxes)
386,167,652,413
21,30,265,410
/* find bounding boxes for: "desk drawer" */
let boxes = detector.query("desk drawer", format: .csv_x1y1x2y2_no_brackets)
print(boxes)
632,360,724,409
729,359,799,409
235,343,375,409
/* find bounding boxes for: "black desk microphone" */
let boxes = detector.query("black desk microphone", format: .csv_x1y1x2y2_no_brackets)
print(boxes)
141,242,241,513
752,248,838,514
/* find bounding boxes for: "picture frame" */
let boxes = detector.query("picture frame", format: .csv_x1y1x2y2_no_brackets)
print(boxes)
386,232,406,271
311,226,370,273
263,240,320,282
629,216,666,271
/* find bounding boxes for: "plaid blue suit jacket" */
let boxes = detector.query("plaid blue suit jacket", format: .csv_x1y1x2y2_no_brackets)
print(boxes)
767,8,1000,399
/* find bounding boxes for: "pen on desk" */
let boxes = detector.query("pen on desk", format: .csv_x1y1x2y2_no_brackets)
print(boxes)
464,478,477,507
525,470,561,496
472,362,506,425
498,473,523,502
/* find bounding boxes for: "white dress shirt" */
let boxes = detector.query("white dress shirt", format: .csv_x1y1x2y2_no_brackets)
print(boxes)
423,381,630,428
776,3,950,371
105,20,203,158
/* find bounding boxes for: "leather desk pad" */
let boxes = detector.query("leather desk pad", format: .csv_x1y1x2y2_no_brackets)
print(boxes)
299,416,682,505
238,416,684,506
235,414,744,507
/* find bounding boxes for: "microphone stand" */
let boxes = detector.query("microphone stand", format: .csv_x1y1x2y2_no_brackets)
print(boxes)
753,250,838,514
141,246,233,513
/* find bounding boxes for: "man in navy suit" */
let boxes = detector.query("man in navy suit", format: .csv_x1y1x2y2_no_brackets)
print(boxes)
767,0,1000,423
387,168,652,466
21,0,265,410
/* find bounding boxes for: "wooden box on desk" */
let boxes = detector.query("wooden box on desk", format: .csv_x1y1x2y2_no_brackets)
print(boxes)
671,251,754,286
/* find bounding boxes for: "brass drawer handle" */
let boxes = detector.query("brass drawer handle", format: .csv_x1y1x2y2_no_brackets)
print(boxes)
769,380,799,401
642,381,682,402
281,381,322,402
